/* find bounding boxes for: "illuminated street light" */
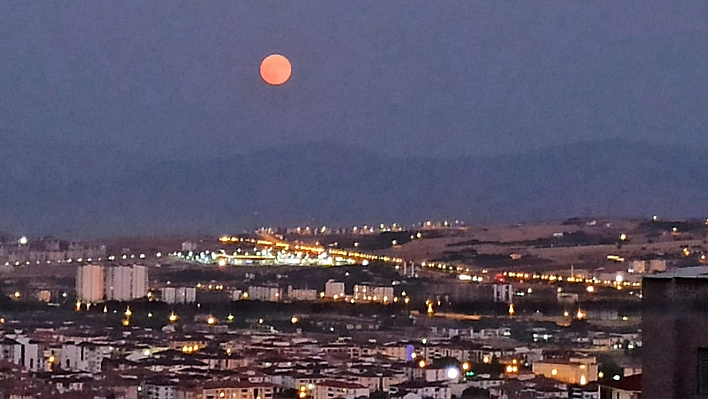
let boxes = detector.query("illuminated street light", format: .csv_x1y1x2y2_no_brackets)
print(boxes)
576,309,586,320
446,367,460,379
207,316,216,325
169,312,178,323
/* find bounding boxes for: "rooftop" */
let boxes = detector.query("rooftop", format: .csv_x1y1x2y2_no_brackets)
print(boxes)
598,374,641,392
644,266,708,279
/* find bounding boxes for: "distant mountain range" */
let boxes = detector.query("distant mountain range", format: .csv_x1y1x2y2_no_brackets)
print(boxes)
1,139,707,237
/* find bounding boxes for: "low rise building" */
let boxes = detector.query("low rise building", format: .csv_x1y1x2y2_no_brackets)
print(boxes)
353,284,394,303
314,380,369,399
325,280,345,299
248,285,283,302
532,356,598,385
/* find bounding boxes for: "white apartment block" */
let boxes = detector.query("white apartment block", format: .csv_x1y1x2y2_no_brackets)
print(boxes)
314,380,369,399
248,285,283,302
131,264,148,298
325,280,345,299
0,334,43,372
288,286,318,301
201,383,274,399
353,284,394,303
161,287,197,304
60,342,106,374
76,264,105,303
105,266,132,301
104,265,149,301
142,380,177,399
493,284,513,303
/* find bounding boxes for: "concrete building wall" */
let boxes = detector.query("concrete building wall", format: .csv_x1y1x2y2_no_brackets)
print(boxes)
532,361,597,385
325,280,345,299
353,285,394,302
642,274,708,399
105,266,132,301
248,286,282,302
76,264,104,303
131,265,148,298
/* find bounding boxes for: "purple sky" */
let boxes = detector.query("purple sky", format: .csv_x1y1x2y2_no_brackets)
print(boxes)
1,1,706,160
1,2,708,236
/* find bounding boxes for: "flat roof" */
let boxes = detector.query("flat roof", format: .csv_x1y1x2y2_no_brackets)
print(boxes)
644,266,708,279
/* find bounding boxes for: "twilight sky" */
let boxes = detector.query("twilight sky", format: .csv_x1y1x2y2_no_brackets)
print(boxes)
1,1,707,160
1,2,707,236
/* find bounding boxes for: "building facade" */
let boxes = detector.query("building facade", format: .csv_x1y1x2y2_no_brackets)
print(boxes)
102,264,149,301
325,280,345,299
643,267,708,398
248,285,283,302
76,264,105,303
353,284,394,303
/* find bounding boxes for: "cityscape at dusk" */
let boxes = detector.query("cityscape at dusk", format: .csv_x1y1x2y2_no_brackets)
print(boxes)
1,1,708,399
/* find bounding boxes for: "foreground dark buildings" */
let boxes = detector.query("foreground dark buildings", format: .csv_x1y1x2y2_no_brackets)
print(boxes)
643,267,708,399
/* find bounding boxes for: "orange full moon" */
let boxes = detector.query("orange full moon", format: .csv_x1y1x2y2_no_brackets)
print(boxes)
260,54,292,86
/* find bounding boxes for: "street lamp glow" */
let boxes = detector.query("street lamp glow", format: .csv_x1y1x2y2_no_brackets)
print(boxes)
446,367,460,379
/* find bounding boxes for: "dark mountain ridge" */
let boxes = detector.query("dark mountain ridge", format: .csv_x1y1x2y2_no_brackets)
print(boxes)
1,139,706,237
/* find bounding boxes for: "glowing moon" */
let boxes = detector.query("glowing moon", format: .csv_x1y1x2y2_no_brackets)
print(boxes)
260,54,292,86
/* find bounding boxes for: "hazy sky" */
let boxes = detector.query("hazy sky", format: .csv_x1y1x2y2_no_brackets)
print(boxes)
2,2,708,236
1,1,707,160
